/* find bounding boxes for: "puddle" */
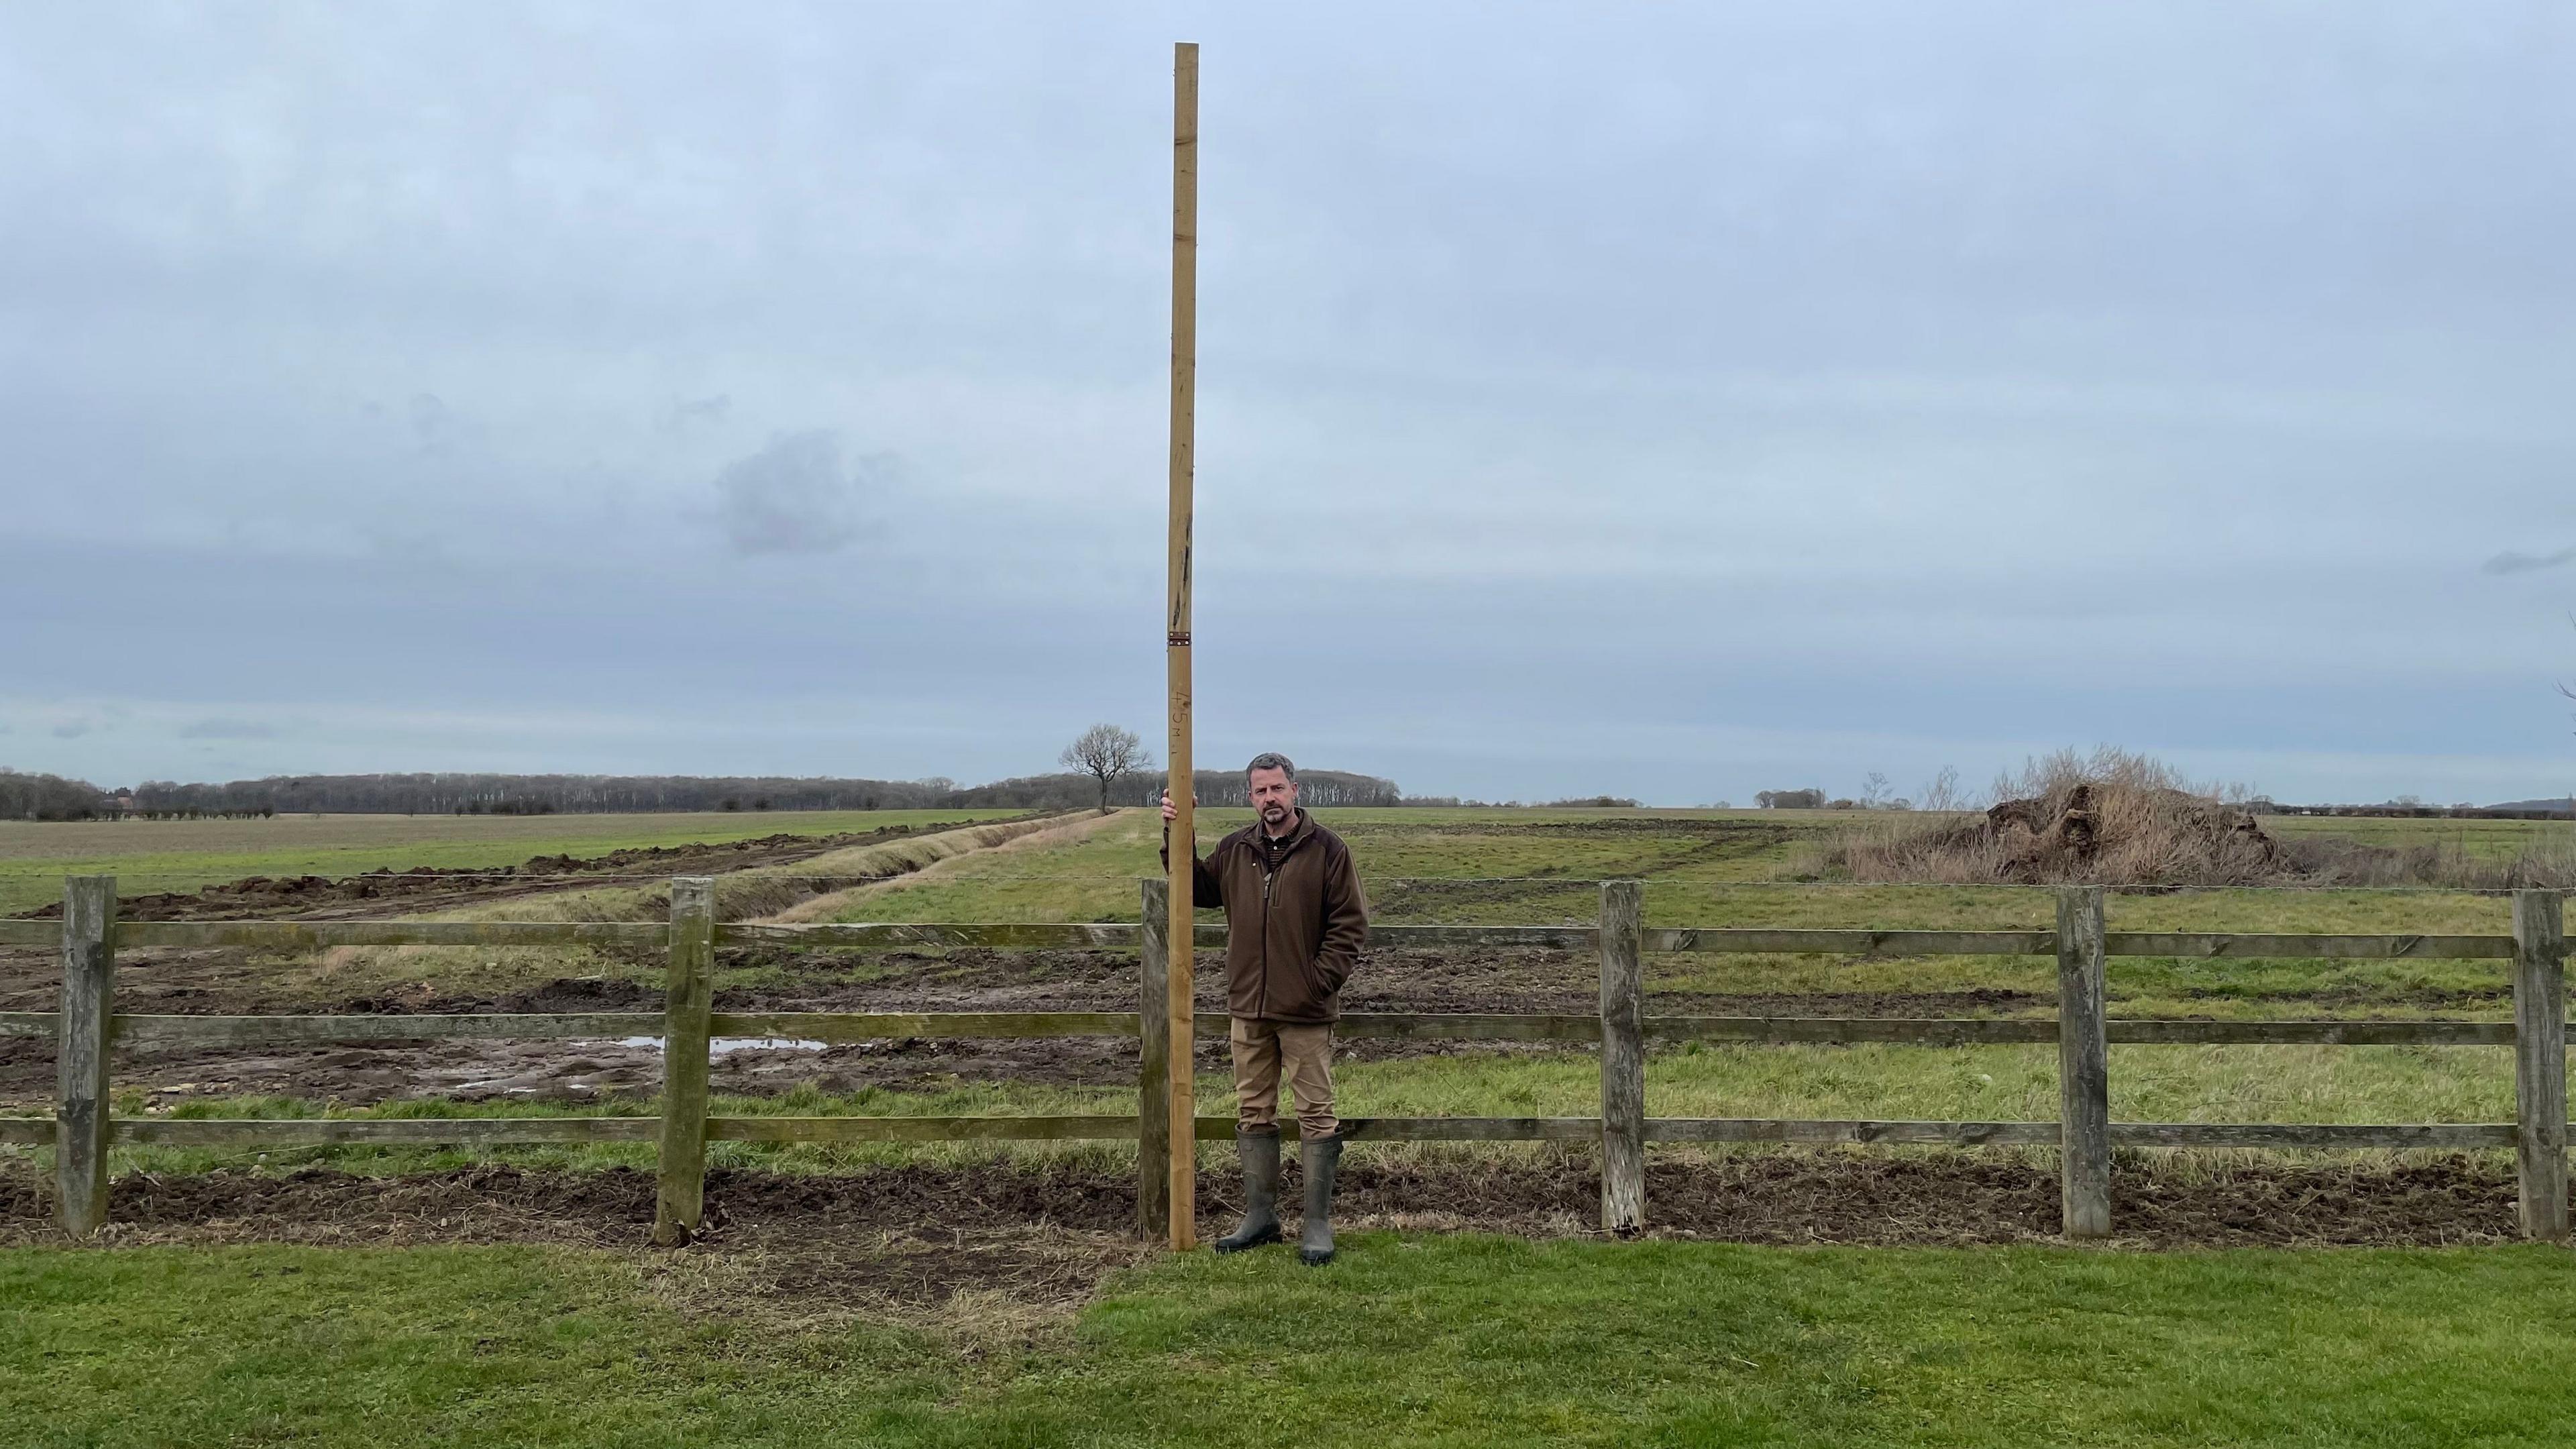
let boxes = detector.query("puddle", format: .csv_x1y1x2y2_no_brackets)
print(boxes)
595,1036,830,1057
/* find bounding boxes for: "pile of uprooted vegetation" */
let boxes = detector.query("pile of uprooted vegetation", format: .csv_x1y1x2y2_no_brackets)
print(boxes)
1828,748,2576,888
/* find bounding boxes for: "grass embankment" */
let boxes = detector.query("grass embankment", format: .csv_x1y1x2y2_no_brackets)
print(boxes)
11,1237,2576,1446
0,808,1021,916
274,813,1099,1003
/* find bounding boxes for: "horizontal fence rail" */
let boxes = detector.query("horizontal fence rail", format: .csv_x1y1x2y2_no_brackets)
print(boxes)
0,1010,2545,1049
0,1009,2547,1049
0,1114,2540,1153
3,875,2567,1246
1,916,2523,960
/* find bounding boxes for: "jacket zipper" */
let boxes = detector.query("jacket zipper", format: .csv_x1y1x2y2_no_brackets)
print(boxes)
1254,824,1310,1018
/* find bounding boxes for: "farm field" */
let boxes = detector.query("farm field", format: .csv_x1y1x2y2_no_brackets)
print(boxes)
11,1236,2576,1446
7,804,2576,1442
4,807,2570,1138
0,808,1020,917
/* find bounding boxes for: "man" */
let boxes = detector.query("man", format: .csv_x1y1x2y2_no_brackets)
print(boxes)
1161,752,1368,1265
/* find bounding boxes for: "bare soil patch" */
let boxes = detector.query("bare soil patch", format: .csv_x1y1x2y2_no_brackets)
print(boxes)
0,1153,2523,1285
0,945,2059,1108
0,922,2476,1110
0,1162,1148,1312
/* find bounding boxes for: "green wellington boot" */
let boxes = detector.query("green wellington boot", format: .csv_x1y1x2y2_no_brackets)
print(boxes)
1214,1129,1284,1252
1299,1136,1343,1266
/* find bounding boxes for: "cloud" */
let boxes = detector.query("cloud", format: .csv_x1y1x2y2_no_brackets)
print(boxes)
710,431,889,556
408,392,462,459
2482,547,2576,576
658,394,733,433
50,720,91,739
178,717,283,740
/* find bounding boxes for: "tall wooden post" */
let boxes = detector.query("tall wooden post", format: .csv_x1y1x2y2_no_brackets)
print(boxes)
2512,889,2568,1242
1162,38,1201,1252
653,877,716,1246
1138,877,1173,1240
1597,879,1646,1235
56,875,116,1238
2056,885,2111,1239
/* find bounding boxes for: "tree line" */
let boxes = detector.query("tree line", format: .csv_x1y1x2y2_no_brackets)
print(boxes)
1,765,1405,819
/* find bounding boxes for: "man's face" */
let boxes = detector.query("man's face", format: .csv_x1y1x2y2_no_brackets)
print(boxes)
1249,767,1298,830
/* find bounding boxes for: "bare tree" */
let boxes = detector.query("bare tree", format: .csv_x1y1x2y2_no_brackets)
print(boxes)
1059,724,1153,814
1858,771,1892,809
1916,765,1966,813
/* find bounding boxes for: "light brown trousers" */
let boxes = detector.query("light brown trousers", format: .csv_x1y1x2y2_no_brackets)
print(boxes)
1230,1016,1336,1138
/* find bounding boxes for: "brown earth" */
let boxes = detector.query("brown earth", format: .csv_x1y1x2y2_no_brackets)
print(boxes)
0,943,2060,1108
6,817,1016,923
3,935,2498,1109
0,1155,2524,1307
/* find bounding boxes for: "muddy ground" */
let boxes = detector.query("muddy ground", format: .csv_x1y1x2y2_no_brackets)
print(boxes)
0,941,2063,1107
0,1155,2525,1307
5,816,1015,923
0,934,2516,1108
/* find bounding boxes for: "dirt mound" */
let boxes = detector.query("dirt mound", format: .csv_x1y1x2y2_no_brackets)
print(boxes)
1979,782,2281,883
1833,749,2291,886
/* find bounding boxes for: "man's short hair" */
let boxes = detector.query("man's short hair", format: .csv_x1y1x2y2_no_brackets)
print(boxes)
1246,752,1296,782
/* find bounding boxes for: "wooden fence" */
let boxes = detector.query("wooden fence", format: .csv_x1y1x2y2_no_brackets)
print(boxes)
1,877,2568,1245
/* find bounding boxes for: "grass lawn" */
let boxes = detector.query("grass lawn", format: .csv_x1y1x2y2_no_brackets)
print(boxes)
9,1236,2576,1446
0,809,1020,916
11,810,2576,1443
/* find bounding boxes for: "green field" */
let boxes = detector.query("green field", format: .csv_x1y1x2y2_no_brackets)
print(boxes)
12,1237,2576,1446
0,809,1019,916
12,806,2571,1168
821,807,2541,932
10,804,2576,1445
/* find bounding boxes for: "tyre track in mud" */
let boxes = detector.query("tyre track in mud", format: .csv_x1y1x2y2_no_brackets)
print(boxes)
0,936,2501,1109
3,815,1049,925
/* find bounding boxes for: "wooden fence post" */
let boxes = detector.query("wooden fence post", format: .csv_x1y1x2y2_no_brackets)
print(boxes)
2056,884,2111,1239
653,877,716,1246
2512,889,2568,1242
56,875,116,1238
1599,879,1645,1236
1138,877,1173,1240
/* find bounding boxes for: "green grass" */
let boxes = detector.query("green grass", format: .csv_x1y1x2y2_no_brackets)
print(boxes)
0,808,1020,916
38,1028,2542,1183
10,1236,2576,1446
799,810,2535,1022
13,812,2576,1442
826,808,2539,930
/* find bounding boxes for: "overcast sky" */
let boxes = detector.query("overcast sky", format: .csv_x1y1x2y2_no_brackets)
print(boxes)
4,3,2572,806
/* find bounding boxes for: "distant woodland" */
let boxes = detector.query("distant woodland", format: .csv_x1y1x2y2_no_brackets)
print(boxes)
1,767,1406,820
